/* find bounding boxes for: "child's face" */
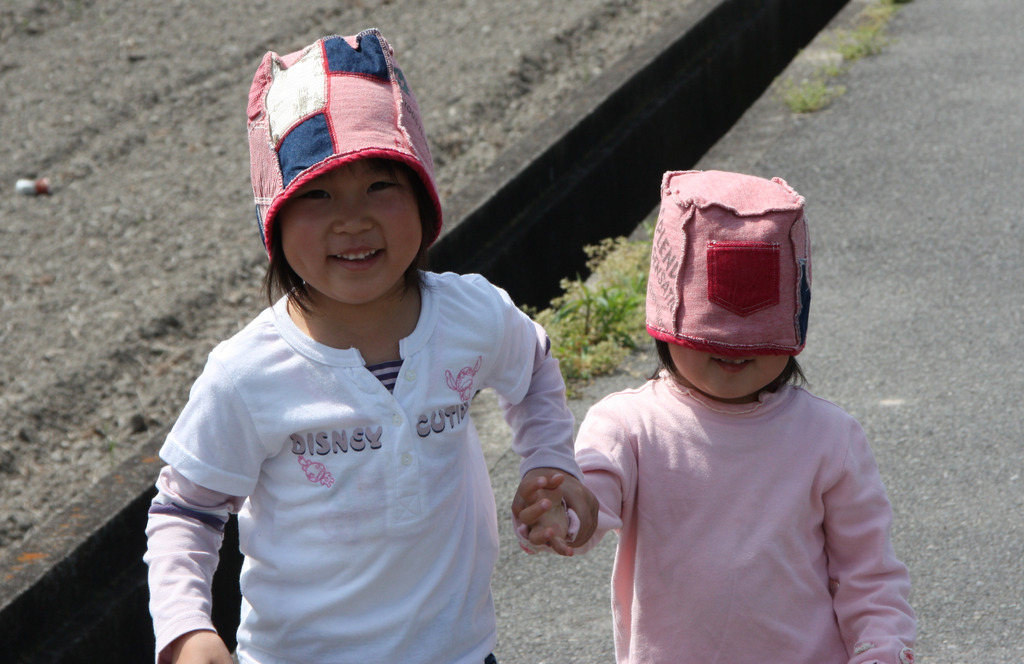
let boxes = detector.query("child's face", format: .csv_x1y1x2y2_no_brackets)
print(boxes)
278,160,423,311
667,345,790,404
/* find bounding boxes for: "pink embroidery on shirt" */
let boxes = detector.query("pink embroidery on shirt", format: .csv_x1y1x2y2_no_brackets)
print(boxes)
445,356,482,402
297,456,335,488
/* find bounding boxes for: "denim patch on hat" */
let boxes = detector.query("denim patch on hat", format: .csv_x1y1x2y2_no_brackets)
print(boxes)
323,34,389,79
797,258,811,345
278,113,333,187
254,208,268,252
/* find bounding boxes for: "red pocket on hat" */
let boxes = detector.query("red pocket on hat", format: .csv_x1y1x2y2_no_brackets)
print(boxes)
706,241,780,316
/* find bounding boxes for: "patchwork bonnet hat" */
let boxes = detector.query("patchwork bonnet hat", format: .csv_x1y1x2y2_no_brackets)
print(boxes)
646,170,811,356
246,29,442,258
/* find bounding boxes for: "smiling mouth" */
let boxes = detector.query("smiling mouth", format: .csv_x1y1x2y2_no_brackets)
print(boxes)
333,249,381,261
712,356,752,372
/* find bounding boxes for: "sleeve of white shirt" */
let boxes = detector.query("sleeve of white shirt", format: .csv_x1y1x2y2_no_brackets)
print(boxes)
158,355,269,498
144,465,245,662
495,305,581,480
463,275,579,479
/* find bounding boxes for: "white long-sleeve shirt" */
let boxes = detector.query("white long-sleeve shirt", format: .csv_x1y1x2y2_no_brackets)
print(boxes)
145,271,580,664
574,375,915,664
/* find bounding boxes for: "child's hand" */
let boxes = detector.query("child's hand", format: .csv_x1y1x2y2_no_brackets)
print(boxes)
513,468,573,556
167,629,233,664
556,473,599,548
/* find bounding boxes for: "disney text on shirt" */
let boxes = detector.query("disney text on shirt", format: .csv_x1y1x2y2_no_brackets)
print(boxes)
290,426,384,455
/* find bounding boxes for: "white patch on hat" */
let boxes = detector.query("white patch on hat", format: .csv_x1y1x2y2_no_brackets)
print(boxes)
266,47,327,146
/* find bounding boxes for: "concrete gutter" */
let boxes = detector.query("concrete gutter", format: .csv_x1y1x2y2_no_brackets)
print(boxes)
0,0,849,660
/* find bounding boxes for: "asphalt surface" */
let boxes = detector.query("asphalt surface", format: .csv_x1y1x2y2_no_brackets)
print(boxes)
483,1,1024,662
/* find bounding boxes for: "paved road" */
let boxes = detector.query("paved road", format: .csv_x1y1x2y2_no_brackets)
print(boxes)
484,1,1024,662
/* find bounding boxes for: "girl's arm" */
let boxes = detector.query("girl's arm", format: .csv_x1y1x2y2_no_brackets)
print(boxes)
515,394,631,556
500,318,599,547
144,465,244,663
163,630,233,664
824,422,916,664
571,395,636,555
568,468,624,555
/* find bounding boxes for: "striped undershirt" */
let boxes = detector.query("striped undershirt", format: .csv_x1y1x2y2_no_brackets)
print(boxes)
367,359,404,393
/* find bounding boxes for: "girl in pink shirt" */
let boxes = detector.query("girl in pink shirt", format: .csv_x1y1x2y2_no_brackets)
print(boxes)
542,171,916,663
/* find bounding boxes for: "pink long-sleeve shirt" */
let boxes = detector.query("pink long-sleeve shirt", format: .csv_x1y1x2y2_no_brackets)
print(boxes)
574,375,915,664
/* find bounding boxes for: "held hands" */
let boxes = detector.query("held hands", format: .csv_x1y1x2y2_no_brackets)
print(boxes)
512,467,599,556
167,630,233,664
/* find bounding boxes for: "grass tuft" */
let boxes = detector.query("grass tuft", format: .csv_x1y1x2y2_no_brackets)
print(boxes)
528,235,651,397
779,76,847,114
779,0,911,114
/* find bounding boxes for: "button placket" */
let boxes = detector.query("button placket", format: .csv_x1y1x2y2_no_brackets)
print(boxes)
390,405,420,522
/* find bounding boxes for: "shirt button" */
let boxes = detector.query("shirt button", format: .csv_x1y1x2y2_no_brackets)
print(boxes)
392,413,402,426
405,370,416,381
401,453,413,466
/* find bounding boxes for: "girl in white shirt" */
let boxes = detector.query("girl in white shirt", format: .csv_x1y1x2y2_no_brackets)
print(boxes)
145,29,596,664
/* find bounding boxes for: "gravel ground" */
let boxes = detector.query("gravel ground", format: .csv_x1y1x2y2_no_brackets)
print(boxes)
0,0,698,558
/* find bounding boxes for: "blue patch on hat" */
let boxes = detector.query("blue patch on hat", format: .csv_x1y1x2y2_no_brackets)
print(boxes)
323,34,389,80
278,113,334,187
797,259,811,344
255,207,268,249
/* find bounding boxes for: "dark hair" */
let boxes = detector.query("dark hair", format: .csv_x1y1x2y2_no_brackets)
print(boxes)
654,339,806,394
262,159,437,311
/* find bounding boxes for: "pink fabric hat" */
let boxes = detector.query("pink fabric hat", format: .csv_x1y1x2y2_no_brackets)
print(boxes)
646,170,811,356
246,29,442,258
